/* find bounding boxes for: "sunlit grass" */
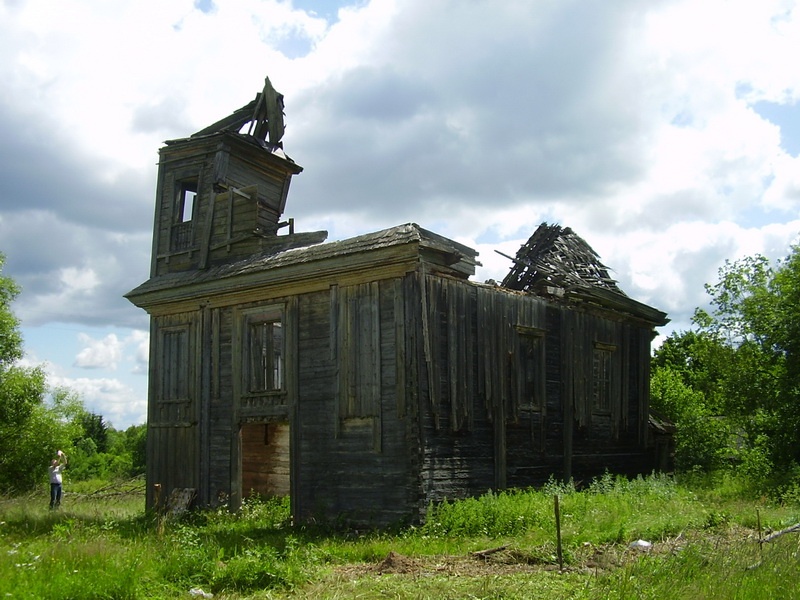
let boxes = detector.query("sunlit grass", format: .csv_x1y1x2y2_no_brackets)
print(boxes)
1,474,798,599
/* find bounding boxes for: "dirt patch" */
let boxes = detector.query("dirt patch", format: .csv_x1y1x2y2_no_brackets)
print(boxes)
353,548,574,579
373,551,421,574
344,530,723,580
360,551,546,577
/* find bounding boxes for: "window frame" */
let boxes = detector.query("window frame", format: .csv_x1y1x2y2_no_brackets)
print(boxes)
240,305,286,398
592,341,616,414
158,325,191,403
515,326,546,414
175,178,198,224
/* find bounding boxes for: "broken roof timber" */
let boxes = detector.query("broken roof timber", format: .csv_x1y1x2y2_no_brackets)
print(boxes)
499,222,668,326
501,222,623,295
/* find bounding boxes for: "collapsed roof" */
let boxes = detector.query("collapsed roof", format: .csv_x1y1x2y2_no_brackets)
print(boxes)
500,222,623,294
189,76,286,147
499,223,668,326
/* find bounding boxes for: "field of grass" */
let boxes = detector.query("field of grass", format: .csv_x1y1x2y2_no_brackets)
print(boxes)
1,473,799,599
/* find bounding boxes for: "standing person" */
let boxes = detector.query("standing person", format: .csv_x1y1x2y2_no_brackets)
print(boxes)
49,450,68,509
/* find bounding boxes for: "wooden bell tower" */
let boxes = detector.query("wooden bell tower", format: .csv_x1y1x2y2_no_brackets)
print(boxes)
149,77,324,278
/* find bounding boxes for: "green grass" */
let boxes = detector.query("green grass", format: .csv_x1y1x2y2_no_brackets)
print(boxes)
1,473,799,599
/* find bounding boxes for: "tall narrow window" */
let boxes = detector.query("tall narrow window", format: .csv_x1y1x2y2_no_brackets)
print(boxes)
331,283,380,420
171,178,198,252
241,305,285,396
517,329,545,412
177,180,198,223
592,343,615,413
161,328,189,401
249,320,283,392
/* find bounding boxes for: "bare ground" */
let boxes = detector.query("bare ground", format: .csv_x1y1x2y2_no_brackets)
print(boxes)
337,526,760,580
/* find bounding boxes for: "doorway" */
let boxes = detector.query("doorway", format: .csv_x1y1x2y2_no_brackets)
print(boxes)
240,421,290,499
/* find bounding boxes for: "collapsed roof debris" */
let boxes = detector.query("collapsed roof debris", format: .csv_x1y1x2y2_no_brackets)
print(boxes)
190,76,286,148
498,222,624,296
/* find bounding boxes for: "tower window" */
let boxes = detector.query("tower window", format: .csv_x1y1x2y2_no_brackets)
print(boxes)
177,180,198,223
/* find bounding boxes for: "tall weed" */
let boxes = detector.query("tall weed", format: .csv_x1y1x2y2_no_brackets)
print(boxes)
1,473,798,599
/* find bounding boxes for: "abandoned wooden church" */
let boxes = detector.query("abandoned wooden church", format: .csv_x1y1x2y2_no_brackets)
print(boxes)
126,79,671,526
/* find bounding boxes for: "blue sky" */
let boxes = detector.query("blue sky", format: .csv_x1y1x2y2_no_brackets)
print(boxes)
2,0,800,428
754,100,800,156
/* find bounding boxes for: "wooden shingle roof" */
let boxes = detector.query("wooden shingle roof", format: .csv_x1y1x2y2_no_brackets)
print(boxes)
126,223,479,307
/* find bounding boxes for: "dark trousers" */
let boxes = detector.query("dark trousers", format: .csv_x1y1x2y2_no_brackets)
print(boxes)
50,483,62,509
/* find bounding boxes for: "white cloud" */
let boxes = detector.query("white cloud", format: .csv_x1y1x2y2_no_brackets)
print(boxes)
128,329,150,375
74,333,123,370
4,0,800,425
48,373,147,430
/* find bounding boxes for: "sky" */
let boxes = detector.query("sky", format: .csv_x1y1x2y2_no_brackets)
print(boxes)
2,0,800,429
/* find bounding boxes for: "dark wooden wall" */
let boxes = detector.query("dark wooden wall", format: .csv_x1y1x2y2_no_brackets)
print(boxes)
293,279,420,526
152,134,298,277
146,312,201,510
145,265,661,525
409,272,659,507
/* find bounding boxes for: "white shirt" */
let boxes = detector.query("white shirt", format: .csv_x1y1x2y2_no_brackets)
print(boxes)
49,464,64,484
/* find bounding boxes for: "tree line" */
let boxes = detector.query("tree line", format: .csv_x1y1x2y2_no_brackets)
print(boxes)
651,245,800,496
0,253,145,494
3,241,800,497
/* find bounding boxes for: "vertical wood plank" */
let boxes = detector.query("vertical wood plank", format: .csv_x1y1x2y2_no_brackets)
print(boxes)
369,281,382,451
199,305,212,505
621,323,630,431
394,280,407,419
420,271,439,428
462,284,473,431
562,310,573,482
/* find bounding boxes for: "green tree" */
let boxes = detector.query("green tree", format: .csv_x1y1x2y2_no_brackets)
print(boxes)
0,254,85,493
650,365,728,471
0,253,49,492
692,248,800,479
79,412,109,453
68,421,147,481
122,423,147,476
651,329,731,414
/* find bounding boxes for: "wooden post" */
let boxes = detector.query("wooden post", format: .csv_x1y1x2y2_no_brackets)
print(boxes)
554,494,563,571
757,508,762,561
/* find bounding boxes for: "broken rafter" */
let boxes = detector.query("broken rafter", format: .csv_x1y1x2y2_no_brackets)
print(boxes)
499,222,624,296
191,99,258,138
190,77,286,146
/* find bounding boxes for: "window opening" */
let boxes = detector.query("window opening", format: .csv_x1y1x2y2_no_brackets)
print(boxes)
177,180,198,223
592,343,615,412
248,320,283,393
518,331,545,412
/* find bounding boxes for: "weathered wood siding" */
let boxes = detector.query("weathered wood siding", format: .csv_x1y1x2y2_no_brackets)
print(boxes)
559,309,655,481
293,278,420,526
413,275,551,503
151,134,299,277
146,312,202,510
410,272,658,508
143,264,660,523
206,306,234,506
